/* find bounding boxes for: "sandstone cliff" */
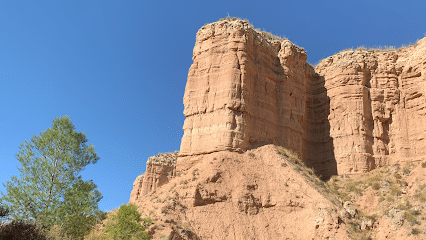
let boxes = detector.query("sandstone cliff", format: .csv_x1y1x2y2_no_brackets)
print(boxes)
315,40,426,175
179,18,426,177
180,19,314,160
129,152,178,204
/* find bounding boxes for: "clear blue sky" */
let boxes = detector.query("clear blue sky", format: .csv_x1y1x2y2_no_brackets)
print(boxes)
1,0,425,213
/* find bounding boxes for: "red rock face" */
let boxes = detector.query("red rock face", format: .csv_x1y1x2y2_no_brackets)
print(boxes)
129,152,177,204
180,20,314,158
179,19,426,177
316,39,426,175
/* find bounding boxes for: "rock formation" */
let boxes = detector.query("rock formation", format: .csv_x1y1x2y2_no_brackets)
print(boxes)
178,18,426,177
180,19,314,158
127,19,426,240
129,152,178,204
133,145,350,240
315,42,426,175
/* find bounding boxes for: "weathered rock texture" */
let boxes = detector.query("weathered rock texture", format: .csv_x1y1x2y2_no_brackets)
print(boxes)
180,19,314,158
129,152,178,204
179,18,426,177
315,41,426,175
134,145,350,240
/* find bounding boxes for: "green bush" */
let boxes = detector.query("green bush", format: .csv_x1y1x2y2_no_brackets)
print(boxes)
412,228,421,235
276,148,288,158
372,182,381,190
345,181,363,194
0,219,49,240
293,165,302,172
60,213,106,240
393,172,402,180
404,211,421,226
105,204,151,240
403,165,411,174
390,185,402,196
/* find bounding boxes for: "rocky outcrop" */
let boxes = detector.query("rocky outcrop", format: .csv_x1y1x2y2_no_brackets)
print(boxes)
134,145,349,240
179,18,426,177
315,39,426,174
178,18,335,176
129,174,144,204
180,19,314,158
129,152,178,204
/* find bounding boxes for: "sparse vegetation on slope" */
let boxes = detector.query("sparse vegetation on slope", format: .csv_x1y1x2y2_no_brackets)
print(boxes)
324,162,426,239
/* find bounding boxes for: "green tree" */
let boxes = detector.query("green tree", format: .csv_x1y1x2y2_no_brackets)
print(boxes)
55,178,106,239
105,203,151,240
0,116,102,239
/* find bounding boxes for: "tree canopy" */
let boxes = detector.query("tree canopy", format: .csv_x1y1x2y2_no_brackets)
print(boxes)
105,203,151,240
0,116,103,238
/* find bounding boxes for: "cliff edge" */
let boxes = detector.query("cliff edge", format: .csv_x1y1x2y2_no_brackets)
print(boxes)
179,18,426,177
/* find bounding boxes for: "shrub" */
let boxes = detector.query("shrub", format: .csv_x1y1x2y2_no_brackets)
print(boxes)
248,152,256,159
276,147,299,163
366,214,379,221
306,168,315,175
421,162,426,168
288,152,300,164
293,165,302,172
405,200,413,209
105,204,151,240
390,185,402,196
60,212,106,240
385,195,394,202
367,174,383,185
161,204,173,214
372,182,381,190
276,148,288,158
0,219,49,240
393,172,402,180
281,162,287,167
329,181,340,192
412,228,421,235
44,223,74,240
399,180,408,187
348,220,360,232
404,211,421,225
345,181,363,194
403,165,411,174
338,191,351,202
397,204,407,210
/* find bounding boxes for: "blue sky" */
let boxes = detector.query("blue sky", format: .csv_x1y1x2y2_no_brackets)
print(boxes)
1,0,425,213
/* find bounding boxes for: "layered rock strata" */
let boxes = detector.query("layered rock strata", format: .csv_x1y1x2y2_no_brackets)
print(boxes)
315,39,426,174
179,18,426,177
129,152,178,204
180,19,314,158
